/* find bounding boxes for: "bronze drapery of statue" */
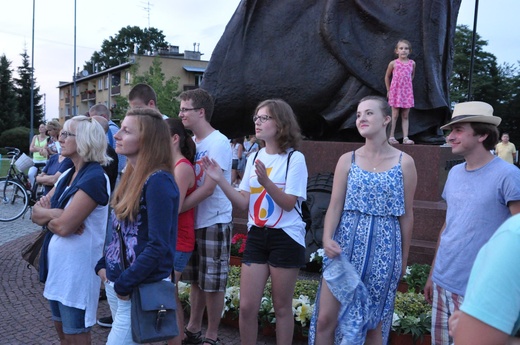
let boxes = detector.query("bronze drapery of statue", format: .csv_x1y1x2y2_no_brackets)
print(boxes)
201,0,462,143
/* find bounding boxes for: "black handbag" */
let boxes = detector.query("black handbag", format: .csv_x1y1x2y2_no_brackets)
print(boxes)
21,227,48,272
115,224,178,343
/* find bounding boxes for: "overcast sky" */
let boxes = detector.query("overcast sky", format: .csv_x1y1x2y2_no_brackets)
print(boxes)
1,0,518,121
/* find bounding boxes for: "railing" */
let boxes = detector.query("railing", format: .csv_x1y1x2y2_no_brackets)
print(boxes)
111,85,120,95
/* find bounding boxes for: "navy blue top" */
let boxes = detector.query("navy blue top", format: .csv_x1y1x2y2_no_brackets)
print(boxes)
95,170,179,296
41,155,74,195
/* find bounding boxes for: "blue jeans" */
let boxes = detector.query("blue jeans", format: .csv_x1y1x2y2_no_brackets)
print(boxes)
106,284,137,345
49,300,90,334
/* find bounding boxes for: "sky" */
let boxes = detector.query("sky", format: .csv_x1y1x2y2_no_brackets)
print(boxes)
1,0,519,122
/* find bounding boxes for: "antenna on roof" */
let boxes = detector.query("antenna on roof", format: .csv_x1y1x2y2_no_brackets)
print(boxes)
140,1,153,28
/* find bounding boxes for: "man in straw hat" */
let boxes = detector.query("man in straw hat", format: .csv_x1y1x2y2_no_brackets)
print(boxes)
423,101,520,345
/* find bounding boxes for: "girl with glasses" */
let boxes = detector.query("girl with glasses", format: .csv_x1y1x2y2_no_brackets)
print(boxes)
202,99,308,345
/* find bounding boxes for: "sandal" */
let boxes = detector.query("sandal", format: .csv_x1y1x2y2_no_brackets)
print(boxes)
202,338,220,345
388,137,399,145
182,327,203,345
403,137,415,145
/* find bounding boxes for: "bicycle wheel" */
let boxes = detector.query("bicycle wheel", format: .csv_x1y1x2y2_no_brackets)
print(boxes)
0,178,29,222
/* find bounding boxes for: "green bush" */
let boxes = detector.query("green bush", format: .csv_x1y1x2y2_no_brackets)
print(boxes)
0,127,32,155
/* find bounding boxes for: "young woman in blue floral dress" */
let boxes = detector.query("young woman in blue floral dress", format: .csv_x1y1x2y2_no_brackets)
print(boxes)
310,96,417,345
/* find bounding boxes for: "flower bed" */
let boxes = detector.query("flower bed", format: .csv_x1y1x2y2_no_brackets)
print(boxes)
178,265,319,339
392,291,432,342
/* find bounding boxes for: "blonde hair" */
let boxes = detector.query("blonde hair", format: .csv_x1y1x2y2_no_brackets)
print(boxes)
63,115,111,165
111,108,173,222
46,120,62,132
395,39,412,53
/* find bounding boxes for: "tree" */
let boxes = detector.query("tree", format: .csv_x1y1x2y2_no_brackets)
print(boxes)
14,50,44,128
450,24,520,144
450,25,502,106
84,26,169,72
0,54,20,130
112,57,181,120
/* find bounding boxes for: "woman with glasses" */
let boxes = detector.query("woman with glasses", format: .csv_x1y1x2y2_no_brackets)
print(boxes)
202,99,308,345
32,115,112,344
95,107,179,344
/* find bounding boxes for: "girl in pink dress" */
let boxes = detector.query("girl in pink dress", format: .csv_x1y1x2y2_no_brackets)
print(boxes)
385,39,416,145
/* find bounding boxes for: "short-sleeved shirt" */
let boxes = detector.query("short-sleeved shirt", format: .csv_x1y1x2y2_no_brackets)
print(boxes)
239,148,308,246
193,130,232,229
432,157,520,296
461,214,520,335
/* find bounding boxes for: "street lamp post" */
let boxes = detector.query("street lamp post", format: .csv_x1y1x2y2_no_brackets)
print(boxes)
468,0,479,101
30,0,35,143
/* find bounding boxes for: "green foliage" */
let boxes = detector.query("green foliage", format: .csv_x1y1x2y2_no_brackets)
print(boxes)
450,25,520,143
131,57,181,116
403,264,431,293
14,50,44,127
0,54,20,130
294,279,319,301
112,95,129,120
393,291,432,341
227,265,242,288
0,127,31,155
84,26,169,72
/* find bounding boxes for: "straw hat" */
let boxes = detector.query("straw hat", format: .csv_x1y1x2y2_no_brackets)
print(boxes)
440,101,501,129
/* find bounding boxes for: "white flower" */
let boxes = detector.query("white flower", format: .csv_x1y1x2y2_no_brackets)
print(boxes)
309,248,325,263
292,295,314,327
392,312,401,330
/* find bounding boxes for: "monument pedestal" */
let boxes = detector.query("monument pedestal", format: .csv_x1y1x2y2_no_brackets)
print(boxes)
232,141,462,265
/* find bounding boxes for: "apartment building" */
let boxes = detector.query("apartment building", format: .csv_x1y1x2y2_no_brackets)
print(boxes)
57,46,208,120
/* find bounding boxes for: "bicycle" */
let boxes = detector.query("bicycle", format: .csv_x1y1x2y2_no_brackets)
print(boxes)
0,147,44,222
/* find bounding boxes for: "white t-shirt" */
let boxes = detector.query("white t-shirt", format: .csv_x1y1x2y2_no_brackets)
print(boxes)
193,130,233,228
43,171,110,328
239,148,308,246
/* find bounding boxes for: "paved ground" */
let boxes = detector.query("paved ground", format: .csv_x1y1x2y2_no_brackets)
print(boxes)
0,215,308,344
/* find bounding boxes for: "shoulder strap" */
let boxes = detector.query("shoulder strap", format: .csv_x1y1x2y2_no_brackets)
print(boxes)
251,149,261,166
285,150,296,181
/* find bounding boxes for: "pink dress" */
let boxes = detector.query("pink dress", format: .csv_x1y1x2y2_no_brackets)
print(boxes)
388,59,414,109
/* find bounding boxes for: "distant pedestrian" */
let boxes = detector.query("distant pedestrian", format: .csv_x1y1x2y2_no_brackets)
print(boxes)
495,132,516,164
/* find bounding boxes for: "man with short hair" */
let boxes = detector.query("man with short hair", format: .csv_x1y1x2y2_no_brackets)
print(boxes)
128,83,169,119
424,101,520,345
495,132,516,164
89,104,125,175
179,88,232,345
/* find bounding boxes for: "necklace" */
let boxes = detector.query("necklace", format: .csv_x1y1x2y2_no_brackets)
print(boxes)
372,158,386,171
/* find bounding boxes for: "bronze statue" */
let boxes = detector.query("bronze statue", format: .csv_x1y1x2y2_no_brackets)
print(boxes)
201,0,462,143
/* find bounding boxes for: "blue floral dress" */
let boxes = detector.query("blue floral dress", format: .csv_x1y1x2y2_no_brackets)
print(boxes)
309,151,405,345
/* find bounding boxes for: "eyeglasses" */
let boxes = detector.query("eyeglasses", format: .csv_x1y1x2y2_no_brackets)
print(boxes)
179,107,201,114
253,115,273,123
60,131,76,139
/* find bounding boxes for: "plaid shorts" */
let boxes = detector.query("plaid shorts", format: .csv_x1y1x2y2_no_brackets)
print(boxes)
431,282,464,345
180,222,232,292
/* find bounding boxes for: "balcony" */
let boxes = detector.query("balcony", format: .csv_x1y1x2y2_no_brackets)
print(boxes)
111,85,120,95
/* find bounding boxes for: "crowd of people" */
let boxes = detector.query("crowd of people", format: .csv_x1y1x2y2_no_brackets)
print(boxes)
26,76,520,345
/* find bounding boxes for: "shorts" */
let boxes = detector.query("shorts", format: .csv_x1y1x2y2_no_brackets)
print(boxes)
174,251,192,273
49,300,90,334
181,222,232,292
431,282,464,345
242,226,305,268
232,159,239,170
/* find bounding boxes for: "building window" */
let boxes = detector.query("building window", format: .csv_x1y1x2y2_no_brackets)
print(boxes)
125,71,131,85
98,79,103,91
104,77,109,90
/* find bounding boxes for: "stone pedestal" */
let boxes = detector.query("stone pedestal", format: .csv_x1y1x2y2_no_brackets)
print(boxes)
232,141,462,265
